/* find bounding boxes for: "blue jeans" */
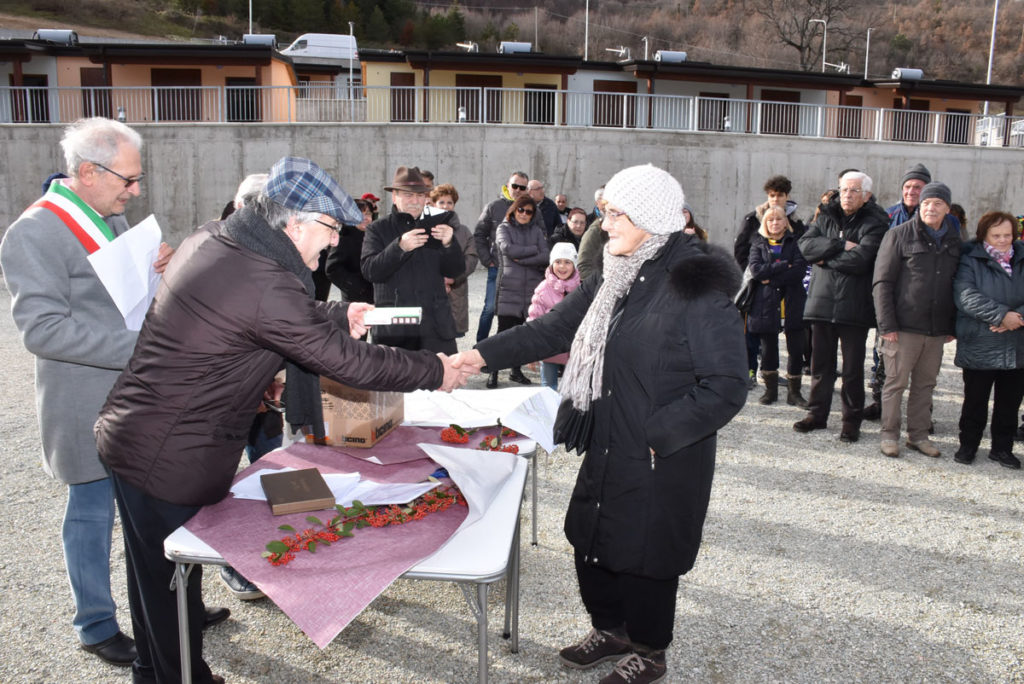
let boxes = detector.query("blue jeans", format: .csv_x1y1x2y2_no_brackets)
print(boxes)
475,265,498,343
245,428,283,463
540,361,563,390
63,476,120,645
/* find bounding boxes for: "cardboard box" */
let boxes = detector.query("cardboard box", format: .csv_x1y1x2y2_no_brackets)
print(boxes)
319,378,404,448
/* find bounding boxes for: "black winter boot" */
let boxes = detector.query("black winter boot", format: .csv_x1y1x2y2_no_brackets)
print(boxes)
758,371,778,405
485,371,499,389
786,375,808,407
508,366,532,385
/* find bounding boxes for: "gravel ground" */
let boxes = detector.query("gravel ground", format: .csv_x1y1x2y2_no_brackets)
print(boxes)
0,264,1022,683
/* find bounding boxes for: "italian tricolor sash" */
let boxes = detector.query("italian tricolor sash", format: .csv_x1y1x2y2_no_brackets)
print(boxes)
27,181,115,254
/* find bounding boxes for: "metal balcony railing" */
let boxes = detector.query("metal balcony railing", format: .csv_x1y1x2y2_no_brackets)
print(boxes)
2,84,1021,148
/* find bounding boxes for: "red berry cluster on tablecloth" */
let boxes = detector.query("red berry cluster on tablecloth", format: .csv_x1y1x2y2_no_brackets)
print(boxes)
263,485,466,566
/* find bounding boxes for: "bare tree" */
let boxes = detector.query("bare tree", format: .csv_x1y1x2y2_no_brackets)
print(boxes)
752,0,856,71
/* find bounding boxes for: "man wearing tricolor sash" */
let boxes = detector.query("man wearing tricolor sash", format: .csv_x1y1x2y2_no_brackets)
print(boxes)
0,117,172,668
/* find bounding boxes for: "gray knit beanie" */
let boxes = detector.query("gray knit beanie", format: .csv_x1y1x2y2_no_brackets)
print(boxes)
901,163,932,187
919,181,951,207
602,164,685,235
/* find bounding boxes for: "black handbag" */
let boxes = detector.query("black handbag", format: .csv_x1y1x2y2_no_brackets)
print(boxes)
734,267,756,313
553,399,595,454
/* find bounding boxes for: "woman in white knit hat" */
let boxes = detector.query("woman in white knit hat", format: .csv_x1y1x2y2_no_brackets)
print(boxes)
460,164,748,684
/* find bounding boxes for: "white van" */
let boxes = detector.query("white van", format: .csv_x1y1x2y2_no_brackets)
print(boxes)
281,33,358,63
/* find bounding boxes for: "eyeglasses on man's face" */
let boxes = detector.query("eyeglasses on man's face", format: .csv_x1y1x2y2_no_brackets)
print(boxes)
93,162,145,188
314,218,341,234
839,187,864,195
515,207,534,215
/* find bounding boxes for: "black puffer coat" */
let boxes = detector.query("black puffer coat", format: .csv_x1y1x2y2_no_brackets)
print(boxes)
477,235,748,579
361,208,465,343
798,197,888,328
747,229,807,334
954,239,1024,370
495,216,550,318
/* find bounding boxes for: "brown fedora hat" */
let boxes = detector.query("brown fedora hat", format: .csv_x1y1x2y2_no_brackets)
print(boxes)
384,166,429,193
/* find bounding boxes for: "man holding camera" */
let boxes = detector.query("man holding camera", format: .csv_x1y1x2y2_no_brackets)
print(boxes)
361,166,465,353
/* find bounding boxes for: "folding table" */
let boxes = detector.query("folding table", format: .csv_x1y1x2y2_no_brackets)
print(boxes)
164,457,528,684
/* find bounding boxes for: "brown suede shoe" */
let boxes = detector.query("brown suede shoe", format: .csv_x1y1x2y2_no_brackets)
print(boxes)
559,627,631,670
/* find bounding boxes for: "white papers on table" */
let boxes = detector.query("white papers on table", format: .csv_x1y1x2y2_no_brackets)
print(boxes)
403,387,560,453
415,442,517,529
229,467,439,507
87,214,163,330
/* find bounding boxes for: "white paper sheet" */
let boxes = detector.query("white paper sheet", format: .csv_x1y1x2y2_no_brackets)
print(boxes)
415,442,517,529
403,387,560,453
87,214,162,330
229,467,438,508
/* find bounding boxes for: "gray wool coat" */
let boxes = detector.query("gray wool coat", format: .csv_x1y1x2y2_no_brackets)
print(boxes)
1,203,137,484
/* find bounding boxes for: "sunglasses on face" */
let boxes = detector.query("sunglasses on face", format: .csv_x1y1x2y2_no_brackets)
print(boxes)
516,207,534,215
94,162,145,188
511,183,528,191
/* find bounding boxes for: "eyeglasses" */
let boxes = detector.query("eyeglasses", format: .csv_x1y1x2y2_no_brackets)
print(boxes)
93,162,145,188
314,218,341,234
839,187,864,195
510,183,528,191
605,209,630,221
515,207,534,215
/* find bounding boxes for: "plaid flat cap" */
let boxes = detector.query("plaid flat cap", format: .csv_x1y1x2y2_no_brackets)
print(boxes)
266,156,363,225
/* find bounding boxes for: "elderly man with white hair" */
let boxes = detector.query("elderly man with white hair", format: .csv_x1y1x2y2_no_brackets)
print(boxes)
0,117,175,667
794,170,889,443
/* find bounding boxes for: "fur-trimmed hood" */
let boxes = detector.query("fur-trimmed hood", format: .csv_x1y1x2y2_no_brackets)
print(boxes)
668,239,742,300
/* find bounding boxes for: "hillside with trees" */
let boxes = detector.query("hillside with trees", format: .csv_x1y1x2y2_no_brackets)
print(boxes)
9,0,1024,86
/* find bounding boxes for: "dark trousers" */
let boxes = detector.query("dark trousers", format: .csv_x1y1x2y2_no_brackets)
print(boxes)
745,329,760,374
759,329,805,377
574,552,679,651
958,368,1024,453
806,322,868,426
110,472,215,684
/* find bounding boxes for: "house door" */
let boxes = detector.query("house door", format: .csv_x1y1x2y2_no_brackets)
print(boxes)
390,72,415,122
80,68,111,119
524,83,555,125
151,68,202,121
836,95,863,139
226,77,259,122
9,74,49,123
593,80,636,128
698,92,729,131
455,74,502,123
761,89,800,135
943,108,971,145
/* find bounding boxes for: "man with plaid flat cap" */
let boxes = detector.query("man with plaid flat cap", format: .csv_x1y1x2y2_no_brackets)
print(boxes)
96,157,470,683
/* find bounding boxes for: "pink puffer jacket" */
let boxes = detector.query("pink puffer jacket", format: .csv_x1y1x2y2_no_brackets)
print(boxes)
527,266,581,364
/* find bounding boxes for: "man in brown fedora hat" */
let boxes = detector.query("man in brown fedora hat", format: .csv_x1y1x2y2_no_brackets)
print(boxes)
361,166,465,353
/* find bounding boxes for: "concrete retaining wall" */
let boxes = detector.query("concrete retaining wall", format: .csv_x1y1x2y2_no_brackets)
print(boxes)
3,123,1024,247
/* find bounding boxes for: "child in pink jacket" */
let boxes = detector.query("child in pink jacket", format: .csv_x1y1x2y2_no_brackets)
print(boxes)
527,242,582,390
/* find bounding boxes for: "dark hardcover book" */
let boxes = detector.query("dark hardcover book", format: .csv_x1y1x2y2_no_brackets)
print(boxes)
260,468,336,516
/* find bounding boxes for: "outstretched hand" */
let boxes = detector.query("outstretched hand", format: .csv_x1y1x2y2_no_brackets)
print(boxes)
450,349,485,375
347,302,374,338
437,352,475,392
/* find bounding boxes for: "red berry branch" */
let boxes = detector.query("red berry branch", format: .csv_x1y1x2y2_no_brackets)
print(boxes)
263,484,466,566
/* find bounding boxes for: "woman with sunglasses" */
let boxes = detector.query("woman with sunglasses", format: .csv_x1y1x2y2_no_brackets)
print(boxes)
488,195,550,387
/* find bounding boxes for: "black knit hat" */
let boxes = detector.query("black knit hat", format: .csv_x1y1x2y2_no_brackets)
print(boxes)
919,181,951,207
901,163,932,187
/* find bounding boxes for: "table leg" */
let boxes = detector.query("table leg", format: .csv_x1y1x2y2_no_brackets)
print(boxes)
477,582,488,684
530,450,538,546
503,521,521,652
172,562,194,684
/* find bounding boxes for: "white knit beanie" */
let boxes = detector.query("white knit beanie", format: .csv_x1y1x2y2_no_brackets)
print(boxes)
602,164,685,235
549,241,578,266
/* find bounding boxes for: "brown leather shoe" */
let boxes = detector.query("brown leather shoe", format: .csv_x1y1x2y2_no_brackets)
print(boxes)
906,439,941,458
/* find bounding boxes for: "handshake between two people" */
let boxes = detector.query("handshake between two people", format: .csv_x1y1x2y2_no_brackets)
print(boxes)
436,349,486,393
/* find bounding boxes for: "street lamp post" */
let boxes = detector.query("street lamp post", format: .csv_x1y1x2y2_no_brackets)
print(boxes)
864,28,873,78
584,0,590,61
810,19,827,73
984,0,1000,117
